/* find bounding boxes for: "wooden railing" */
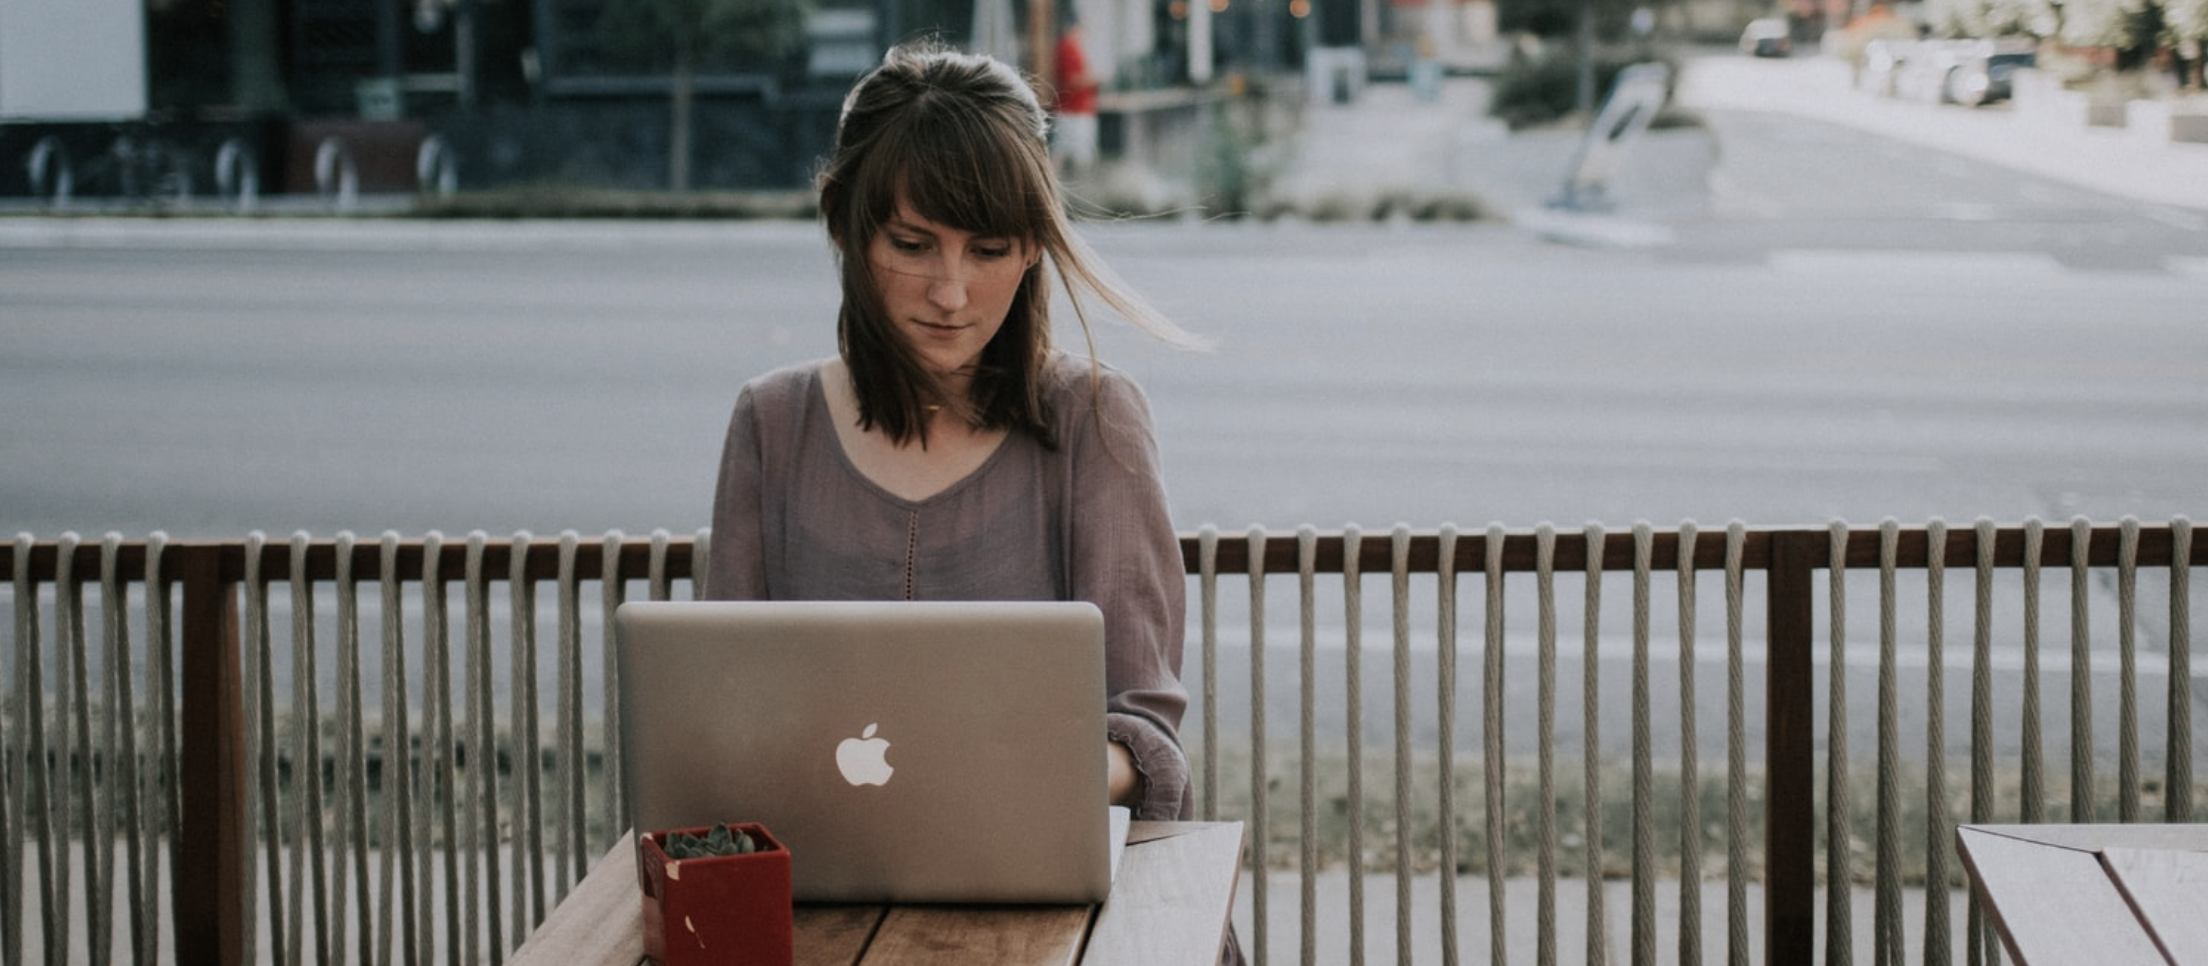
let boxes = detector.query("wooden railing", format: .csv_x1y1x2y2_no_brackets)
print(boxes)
3,518,2198,965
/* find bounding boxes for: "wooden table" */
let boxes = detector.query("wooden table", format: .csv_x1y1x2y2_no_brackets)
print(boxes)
508,821,1244,966
1956,823,2208,965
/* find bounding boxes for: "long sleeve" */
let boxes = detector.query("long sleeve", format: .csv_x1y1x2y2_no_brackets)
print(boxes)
1066,368,1192,821
705,381,771,601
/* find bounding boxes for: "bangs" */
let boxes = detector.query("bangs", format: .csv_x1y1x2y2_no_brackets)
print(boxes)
857,92,1053,244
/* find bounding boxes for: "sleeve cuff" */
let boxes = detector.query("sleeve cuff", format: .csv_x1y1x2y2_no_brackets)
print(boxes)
1107,712,1191,821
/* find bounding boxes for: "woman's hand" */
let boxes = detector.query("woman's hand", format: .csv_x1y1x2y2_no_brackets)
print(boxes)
1107,739,1144,808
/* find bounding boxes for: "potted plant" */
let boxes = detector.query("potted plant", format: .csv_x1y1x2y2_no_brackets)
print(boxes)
636,822,794,966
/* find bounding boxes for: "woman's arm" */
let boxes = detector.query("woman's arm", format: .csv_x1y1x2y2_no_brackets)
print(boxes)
1070,366,1192,820
705,382,771,601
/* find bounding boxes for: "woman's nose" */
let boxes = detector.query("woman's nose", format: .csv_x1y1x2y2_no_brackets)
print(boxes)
926,258,970,310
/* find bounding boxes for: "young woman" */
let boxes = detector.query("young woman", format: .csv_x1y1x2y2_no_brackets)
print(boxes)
704,43,1206,823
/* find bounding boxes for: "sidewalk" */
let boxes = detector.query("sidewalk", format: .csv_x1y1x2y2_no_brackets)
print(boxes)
1676,54,2208,213
1270,50,2208,230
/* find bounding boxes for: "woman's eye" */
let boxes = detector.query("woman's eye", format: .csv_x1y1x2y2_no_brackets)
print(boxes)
889,236,928,253
974,243,1014,259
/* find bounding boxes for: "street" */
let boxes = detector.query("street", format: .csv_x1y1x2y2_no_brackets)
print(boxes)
4,197,2203,539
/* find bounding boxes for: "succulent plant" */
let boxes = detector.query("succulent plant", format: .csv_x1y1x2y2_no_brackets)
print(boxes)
660,823,759,859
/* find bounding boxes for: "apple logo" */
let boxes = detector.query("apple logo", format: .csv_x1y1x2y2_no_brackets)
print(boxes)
836,723,894,787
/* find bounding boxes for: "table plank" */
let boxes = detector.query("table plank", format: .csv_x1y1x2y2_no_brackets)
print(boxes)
1083,822,1244,966
861,906,1090,966
507,834,645,966
1984,823,2208,853
2102,846,2208,964
1956,826,2171,966
795,906,887,966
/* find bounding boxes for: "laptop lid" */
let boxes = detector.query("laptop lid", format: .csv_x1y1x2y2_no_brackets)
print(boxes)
616,599,1113,904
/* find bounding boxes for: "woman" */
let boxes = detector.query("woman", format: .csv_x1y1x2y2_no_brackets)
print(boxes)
704,43,1205,823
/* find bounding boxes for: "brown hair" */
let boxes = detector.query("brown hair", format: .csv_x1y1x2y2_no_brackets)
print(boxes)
816,41,1203,449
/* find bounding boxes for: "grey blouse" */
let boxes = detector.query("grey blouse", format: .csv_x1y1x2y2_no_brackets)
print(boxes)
704,354,1192,820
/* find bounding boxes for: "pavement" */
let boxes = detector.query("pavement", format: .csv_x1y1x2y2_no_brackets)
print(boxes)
1268,49,2208,244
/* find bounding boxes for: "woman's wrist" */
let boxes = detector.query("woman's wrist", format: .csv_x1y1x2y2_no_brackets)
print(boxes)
1106,738,1144,807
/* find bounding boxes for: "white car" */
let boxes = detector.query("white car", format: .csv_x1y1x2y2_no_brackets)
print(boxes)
1740,18,1793,57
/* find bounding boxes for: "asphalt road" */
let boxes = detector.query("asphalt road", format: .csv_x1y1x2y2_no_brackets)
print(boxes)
3,211,2204,540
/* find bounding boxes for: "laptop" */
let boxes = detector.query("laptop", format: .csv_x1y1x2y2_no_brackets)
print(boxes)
615,599,1121,904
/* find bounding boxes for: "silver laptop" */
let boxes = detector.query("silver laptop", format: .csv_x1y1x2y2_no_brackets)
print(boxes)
616,599,1116,904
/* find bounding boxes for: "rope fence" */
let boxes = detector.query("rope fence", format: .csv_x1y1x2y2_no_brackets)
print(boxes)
2,518,2200,965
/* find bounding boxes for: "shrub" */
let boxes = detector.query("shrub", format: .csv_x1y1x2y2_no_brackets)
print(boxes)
1487,46,1683,131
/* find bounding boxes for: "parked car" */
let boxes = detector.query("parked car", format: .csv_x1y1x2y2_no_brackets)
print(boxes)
1941,41,2036,106
1740,18,1793,58
1857,38,1913,95
1864,38,2037,107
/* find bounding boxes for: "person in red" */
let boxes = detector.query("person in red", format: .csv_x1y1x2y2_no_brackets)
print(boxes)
1051,19,1100,176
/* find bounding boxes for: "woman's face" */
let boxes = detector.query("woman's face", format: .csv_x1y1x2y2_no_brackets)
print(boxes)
866,198,1034,386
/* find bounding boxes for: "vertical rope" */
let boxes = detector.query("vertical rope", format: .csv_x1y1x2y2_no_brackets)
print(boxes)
24,533,61,966
1245,524,1270,966
284,535,308,966
466,532,501,964
1629,522,1654,966
2169,517,2194,823
1199,527,1219,823
1922,520,1952,964
2116,519,2140,823
1475,523,1499,966
98,535,135,966
1675,521,1701,966
1342,525,1367,966
1581,522,1609,966
1297,528,1319,966
243,532,274,966
685,527,706,603
2068,517,2095,824
1722,522,1749,966
1825,519,1852,966
332,533,368,966
423,532,464,966
1390,524,1413,966
1873,521,1902,966
376,537,400,965
509,531,544,943
59,532,90,966
144,533,177,966
555,532,586,898
1967,519,1997,966
1534,524,1558,966
400,534,435,966
6,535,34,966
290,532,333,966
382,532,423,966
647,530,672,603
599,531,627,848
2020,520,2044,824
1439,525,1467,966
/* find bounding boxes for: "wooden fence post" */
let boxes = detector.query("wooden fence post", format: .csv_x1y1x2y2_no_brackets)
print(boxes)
174,543,247,966
1765,530,1817,963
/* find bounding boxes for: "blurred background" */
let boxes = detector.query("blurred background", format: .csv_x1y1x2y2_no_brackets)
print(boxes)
0,0,2201,206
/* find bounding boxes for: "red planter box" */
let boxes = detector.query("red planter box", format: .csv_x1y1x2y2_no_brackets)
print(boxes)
637,823,794,966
